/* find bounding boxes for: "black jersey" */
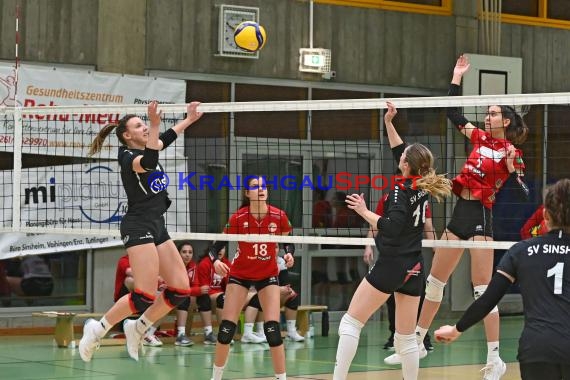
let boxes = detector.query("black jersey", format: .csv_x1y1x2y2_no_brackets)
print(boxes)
497,229,570,364
118,146,171,217
375,144,429,257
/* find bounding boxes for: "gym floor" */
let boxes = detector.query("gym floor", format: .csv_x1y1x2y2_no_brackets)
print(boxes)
0,316,523,379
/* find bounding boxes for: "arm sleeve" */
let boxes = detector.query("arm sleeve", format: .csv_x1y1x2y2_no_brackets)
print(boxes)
456,273,512,332
376,189,408,238
446,83,469,131
391,143,406,164
509,172,530,202
139,147,159,171
159,128,178,150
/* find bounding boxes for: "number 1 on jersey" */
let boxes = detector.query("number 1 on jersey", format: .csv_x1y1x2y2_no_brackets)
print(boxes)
412,200,428,227
547,262,564,295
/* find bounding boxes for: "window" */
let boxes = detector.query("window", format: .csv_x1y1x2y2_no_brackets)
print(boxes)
315,0,451,16
501,0,570,29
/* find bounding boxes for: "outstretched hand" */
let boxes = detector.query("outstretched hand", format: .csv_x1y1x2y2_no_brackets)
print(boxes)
186,101,204,125
453,55,470,77
345,193,368,215
384,101,397,124
148,100,162,127
434,325,461,343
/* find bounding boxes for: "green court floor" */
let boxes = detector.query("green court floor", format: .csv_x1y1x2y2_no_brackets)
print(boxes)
0,316,523,379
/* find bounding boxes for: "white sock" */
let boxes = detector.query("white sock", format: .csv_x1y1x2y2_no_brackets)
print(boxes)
212,364,224,380
275,373,286,380
98,317,112,336
243,322,254,336
487,341,500,362
256,322,264,334
136,315,153,335
204,326,213,336
333,314,364,380
177,326,186,336
146,325,157,337
286,320,297,336
415,326,428,343
395,332,419,380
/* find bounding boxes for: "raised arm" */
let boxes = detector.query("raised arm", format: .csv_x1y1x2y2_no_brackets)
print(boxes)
131,101,162,173
384,102,404,148
157,102,203,150
447,55,478,140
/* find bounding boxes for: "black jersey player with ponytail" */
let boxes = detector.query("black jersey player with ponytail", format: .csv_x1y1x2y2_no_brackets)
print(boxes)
79,101,203,362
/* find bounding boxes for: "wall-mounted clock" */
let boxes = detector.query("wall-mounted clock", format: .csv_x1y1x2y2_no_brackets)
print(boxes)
218,5,260,58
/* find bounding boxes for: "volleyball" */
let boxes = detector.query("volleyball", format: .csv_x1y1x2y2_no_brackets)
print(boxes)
234,21,266,52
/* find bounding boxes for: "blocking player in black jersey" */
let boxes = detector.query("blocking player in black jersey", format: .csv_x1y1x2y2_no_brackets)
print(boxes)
78,101,203,362
332,102,452,380
435,178,570,380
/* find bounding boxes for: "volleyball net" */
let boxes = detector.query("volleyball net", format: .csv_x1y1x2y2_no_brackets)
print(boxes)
1,92,569,258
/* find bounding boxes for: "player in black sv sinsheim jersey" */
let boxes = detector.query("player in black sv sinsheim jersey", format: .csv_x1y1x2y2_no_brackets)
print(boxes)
332,102,452,380
436,178,570,380
78,101,203,363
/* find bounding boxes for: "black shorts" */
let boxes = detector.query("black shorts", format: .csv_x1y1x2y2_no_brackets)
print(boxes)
519,362,570,380
447,198,493,240
228,276,279,291
21,277,54,296
366,254,424,296
120,214,170,248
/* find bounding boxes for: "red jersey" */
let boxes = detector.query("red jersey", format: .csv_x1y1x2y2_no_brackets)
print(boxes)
197,256,230,295
375,193,432,218
185,260,202,297
224,205,292,280
452,128,525,209
114,255,130,302
520,205,548,240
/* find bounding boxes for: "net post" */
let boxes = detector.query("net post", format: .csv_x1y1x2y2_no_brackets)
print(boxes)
12,107,22,232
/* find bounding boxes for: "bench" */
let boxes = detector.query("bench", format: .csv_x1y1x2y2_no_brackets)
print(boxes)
33,309,187,348
32,311,103,348
295,305,329,337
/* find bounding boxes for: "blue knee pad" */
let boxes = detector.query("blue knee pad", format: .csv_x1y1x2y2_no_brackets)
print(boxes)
217,320,237,345
264,320,283,347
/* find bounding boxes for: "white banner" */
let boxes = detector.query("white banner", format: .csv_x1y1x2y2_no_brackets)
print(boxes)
0,160,189,259
0,62,186,157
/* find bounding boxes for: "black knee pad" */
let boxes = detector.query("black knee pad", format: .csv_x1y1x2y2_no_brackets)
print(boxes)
215,293,225,309
177,296,190,311
217,320,237,345
129,290,155,313
163,287,191,308
264,320,283,347
284,294,299,310
247,294,262,310
197,294,211,311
